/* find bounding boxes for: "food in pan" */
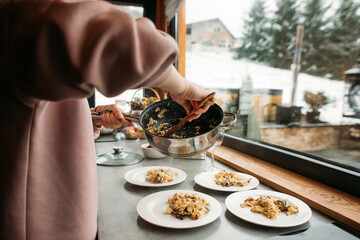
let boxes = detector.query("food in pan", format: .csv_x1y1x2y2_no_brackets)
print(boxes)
147,117,157,127
146,118,204,138
146,122,170,136
214,170,251,187
240,196,299,219
156,108,167,118
166,193,210,220
145,168,179,183
145,104,218,138
146,117,169,136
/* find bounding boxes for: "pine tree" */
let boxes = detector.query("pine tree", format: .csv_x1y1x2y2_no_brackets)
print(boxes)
235,0,271,62
301,0,331,77
325,0,360,79
269,0,299,69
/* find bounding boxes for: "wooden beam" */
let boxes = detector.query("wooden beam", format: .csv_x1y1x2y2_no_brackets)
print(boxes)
156,0,168,33
155,0,186,98
155,0,168,99
177,1,186,77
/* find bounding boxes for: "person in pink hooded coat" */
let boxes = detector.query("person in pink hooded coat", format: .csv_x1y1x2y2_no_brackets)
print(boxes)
0,0,214,239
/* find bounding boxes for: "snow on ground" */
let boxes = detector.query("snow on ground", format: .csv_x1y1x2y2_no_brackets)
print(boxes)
185,49,350,123
95,47,359,124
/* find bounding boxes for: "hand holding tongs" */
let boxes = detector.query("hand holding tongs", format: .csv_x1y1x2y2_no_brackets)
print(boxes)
91,111,139,123
164,92,216,137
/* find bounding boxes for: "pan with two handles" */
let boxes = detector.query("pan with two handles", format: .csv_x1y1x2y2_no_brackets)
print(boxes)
92,98,236,157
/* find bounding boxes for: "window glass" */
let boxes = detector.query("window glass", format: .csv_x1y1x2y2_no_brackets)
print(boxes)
111,3,144,18
186,0,360,172
95,4,144,111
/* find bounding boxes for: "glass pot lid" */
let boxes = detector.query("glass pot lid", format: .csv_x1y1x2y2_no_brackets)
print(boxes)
96,146,144,166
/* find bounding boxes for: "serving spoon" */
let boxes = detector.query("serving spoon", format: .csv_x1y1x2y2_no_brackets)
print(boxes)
164,92,215,137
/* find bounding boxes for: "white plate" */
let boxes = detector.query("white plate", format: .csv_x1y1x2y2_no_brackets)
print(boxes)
137,190,222,229
225,190,312,227
124,166,186,187
194,171,259,192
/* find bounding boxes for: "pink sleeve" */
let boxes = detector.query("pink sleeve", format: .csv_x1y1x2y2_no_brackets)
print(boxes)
5,0,178,104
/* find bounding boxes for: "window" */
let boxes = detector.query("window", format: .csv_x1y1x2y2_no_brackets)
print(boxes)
218,40,227,48
110,2,144,18
202,40,214,46
185,0,360,196
186,27,192,35
89,0,158,109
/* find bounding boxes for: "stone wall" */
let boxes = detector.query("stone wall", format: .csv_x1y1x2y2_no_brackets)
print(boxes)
260,124,359,152
339,125,360,149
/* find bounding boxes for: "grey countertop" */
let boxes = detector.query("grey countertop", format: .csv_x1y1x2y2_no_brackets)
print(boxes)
95,135,359,240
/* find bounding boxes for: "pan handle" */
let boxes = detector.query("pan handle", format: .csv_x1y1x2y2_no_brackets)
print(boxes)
220,112,237,131
91,112,139,123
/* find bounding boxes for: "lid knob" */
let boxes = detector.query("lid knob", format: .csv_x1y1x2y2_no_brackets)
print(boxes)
113,146,123,155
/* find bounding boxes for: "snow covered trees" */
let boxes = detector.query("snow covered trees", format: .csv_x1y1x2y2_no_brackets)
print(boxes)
235,0,271,62
235,0,360,80
326,0,360,79
269,0,299,69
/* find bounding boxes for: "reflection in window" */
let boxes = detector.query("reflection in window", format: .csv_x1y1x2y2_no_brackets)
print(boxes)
185,0,360,172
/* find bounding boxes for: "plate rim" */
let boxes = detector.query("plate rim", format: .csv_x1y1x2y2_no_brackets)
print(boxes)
124,166,187,187
136,189,222,229
225,189,312,228
194,170,260,192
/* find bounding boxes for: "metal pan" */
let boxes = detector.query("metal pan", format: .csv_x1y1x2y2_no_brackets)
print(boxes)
91,99,237,157
138,99,236,157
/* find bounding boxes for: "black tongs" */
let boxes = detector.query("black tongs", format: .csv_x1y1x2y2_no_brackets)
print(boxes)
91,112,139,122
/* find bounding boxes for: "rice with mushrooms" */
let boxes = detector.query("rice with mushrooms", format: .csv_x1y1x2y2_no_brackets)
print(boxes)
240,196,299,219
146,168,178,183
166,193,210,220
214,170,251,187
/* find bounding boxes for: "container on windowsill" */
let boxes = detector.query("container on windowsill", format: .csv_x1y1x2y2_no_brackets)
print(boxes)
100,127,114,135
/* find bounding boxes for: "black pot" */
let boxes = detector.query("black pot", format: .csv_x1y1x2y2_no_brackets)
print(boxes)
275,105,302,124
306,111,320,123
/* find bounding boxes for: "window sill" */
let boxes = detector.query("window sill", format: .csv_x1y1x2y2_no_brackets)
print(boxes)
207,145,360,232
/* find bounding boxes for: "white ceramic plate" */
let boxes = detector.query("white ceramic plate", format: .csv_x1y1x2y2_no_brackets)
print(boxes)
124,166,186,187
137,190,222,229
194,171,259,192
225,190,312,227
